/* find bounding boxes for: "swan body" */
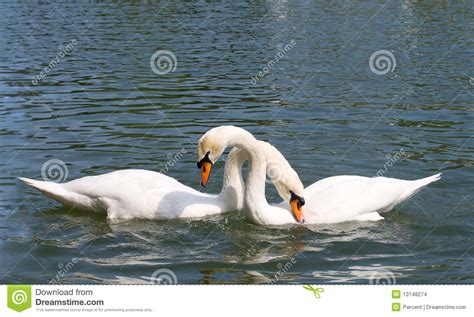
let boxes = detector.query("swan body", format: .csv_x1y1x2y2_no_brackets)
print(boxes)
18,147,248,219
275,173,442,224
198,126,442,226
19,169,236,219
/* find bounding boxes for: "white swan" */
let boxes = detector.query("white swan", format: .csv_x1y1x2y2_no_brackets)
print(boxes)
18,147,249,219
197,126,441,225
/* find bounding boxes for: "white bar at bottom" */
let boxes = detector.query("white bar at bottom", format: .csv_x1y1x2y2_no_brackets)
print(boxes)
0,285,471,316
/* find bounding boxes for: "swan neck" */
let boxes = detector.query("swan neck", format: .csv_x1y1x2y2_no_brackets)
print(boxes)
222,149,245,187
219,148,247,210
222,128,267,215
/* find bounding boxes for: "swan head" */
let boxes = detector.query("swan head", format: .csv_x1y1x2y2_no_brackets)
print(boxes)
197,127,229,186
259,141,305,223
290,190,305,223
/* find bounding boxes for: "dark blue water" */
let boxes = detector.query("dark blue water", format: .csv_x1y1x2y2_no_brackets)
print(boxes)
0,1,473,284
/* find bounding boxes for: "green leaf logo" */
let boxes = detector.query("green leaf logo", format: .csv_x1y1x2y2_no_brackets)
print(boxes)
303,285,324,299
7,285,32,312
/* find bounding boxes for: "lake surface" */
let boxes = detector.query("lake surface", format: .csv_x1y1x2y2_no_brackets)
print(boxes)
1,1,473,284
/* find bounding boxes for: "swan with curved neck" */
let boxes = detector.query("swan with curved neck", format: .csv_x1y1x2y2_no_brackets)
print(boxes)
197,126,306,224
198,126,441,225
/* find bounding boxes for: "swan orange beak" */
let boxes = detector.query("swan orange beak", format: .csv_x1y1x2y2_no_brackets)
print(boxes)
290,192,305,224
200,161,212,187
197,152,213,187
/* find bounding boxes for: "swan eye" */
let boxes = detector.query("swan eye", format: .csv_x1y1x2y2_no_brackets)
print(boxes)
299,197,305,206
290,191,305,206
197,151,212,168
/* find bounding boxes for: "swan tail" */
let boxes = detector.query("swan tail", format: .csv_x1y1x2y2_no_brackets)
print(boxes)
400,173,441,201
18,177,87,208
